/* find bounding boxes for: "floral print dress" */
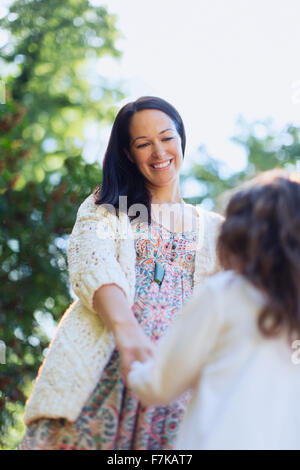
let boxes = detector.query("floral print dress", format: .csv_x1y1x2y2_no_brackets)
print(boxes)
19,219,198,450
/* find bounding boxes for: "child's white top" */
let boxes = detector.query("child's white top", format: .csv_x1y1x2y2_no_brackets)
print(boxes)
128,270,300,450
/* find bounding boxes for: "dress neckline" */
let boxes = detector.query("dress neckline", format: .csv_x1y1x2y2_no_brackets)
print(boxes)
151,204,199,235
132,203,201,235
150,219,196,235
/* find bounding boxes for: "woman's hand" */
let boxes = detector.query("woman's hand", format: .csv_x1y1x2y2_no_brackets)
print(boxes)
113,321,155,386
93,284,154,385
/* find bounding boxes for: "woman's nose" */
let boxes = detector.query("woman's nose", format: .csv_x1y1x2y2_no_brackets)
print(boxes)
152,141,166,158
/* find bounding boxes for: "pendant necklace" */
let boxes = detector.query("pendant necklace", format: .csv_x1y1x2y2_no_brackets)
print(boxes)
153,201,185,287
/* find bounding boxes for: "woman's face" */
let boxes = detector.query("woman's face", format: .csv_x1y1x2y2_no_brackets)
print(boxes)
125,109,183,190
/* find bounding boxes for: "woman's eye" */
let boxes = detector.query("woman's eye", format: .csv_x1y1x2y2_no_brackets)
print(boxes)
136,137,174,148
137,143,149,148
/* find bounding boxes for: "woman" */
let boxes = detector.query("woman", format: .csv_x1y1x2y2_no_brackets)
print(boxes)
19,96,223,450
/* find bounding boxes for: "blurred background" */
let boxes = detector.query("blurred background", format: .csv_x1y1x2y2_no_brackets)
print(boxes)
0,0,299,449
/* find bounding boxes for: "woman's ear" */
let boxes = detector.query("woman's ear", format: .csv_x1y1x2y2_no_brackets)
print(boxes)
124,148,134,164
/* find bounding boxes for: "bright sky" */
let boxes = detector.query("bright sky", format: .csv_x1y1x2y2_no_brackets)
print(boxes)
1,0,300,190
96,0,300,178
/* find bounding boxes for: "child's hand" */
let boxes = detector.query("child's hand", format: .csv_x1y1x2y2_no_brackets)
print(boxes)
113,321,154,387
127,359,155,394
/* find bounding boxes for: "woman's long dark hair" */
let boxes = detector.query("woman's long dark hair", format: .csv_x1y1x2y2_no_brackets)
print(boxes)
217,169,300,340
93,96,186,222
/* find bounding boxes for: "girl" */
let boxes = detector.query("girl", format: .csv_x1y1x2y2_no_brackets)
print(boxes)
19,96,223,450
128,169,300,450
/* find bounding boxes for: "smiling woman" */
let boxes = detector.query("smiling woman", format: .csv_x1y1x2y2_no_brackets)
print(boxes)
95,96,187,224
20,96,224,450
125,109,183,202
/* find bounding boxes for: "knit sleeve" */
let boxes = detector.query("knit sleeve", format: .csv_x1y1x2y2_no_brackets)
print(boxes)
67,194,132,314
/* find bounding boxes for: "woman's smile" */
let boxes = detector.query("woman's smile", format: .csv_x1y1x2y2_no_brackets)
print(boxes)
150,158,173,170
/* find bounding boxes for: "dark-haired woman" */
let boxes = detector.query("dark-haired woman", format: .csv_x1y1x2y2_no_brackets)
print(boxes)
128,169,300,450
20,97,223,450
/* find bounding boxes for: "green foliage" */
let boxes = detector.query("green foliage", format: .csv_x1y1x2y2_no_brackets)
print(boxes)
0,94,33,193
0,0,123,187
183,117,300,211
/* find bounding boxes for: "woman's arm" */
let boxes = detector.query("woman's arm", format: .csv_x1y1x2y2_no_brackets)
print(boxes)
128,280,224,405
93,284,154,384
67,195,133,314
67,195,154,381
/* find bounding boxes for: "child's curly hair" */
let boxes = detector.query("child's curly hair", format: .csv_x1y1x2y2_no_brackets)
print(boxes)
217,169,300,339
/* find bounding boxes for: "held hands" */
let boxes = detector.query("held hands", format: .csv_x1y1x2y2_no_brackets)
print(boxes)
93,284,155,385
113,320,155,387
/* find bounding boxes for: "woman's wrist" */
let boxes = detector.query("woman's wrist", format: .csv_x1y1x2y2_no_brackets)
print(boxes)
112,316,140,336
93,284,137,333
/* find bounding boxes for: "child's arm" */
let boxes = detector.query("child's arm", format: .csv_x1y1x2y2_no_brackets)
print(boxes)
128,280,223,405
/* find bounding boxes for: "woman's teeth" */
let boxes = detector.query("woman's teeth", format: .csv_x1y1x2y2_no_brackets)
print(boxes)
152,159,171,169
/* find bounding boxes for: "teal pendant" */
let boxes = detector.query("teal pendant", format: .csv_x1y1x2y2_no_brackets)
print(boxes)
154,261,165,286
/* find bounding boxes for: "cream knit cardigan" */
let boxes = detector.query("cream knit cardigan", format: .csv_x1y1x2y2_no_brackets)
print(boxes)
23,193,224,426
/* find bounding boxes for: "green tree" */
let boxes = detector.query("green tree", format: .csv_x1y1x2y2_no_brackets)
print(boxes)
0,0,123,449
0,0,123,190
183,116,300,212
